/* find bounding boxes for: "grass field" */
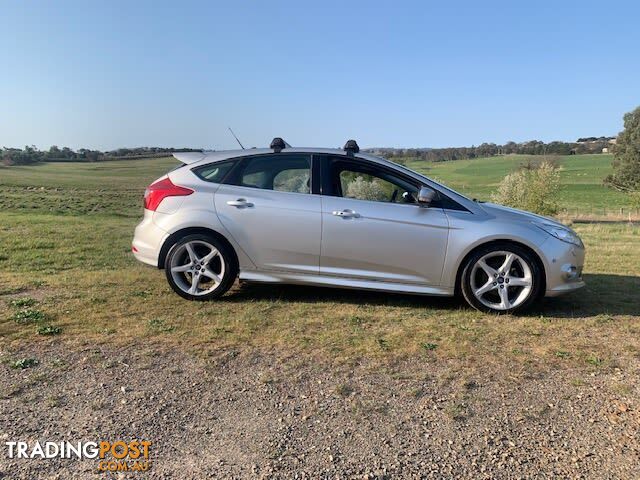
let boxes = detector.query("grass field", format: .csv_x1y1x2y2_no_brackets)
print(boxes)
0,158,178,217
0,156,639,373
406,153,635,215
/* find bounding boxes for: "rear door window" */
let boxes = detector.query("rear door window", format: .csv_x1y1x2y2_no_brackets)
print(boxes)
229,154,312,194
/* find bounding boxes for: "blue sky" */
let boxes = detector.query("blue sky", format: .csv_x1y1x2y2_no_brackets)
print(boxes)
1,0,638,150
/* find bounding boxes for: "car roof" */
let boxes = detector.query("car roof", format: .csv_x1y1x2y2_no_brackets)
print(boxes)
174,147,397,169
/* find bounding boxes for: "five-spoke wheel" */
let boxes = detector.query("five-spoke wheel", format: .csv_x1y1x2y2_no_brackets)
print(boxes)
461,244,542,313
165,234,237,300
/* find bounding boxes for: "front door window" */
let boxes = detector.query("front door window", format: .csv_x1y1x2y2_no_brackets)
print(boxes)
329,159,418,204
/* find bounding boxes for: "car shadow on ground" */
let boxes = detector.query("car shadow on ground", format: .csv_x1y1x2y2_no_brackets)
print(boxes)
225,281,459,310
223,273,639,318
537,273,640,318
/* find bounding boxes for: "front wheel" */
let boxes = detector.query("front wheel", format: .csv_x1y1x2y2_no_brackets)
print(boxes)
165,234,237,301
460,244,543,314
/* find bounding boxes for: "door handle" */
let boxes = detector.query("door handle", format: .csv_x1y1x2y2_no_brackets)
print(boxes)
227,198,254,208
332,209,360,218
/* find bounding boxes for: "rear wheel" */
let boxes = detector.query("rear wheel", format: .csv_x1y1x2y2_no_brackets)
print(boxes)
165,234,237,301
460,243,542,314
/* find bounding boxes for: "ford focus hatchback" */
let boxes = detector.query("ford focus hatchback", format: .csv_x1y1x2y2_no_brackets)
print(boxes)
132,138,585,313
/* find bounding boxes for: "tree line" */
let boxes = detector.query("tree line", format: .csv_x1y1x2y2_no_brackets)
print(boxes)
1,138,615,167
368,138,614,163
1,146,200,166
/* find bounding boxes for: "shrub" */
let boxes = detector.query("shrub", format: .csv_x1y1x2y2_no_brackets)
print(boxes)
346,176,387,202
491,160,561,216
274,171,310,193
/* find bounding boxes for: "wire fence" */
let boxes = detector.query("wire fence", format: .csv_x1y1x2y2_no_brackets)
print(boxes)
559,208,640,223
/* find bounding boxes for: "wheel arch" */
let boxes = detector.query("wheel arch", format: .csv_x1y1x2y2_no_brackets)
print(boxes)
157,227,239,270
453,239,546,296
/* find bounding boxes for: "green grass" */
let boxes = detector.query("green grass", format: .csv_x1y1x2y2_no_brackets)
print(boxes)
0,156,639,372
0,158,178,217
405,153,632,213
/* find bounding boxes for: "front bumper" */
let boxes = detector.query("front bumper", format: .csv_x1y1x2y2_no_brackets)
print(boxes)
132,210,169,267
542,236,586,297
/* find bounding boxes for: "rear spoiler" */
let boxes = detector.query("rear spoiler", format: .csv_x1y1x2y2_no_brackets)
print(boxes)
172,152,205,165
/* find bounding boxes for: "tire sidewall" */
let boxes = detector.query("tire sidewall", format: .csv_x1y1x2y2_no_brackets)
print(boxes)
164,234,237,301
461,243,543,314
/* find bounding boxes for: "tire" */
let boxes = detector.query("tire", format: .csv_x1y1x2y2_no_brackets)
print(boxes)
164,233,237,301
460,243,543,314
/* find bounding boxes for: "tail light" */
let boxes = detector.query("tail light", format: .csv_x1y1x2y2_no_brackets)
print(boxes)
144,177,194,211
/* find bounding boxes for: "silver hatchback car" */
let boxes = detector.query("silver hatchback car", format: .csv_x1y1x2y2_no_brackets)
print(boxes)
132,138,585,313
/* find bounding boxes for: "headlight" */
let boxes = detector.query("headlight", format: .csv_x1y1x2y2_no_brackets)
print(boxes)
533,222,583,247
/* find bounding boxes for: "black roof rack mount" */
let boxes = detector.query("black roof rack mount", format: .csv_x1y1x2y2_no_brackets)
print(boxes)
270,137,287,153
344,139,359,155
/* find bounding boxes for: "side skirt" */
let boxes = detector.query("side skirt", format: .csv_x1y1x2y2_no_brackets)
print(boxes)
239,270,454,296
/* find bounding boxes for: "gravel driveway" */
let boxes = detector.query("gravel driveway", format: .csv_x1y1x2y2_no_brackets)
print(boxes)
1,342,638,479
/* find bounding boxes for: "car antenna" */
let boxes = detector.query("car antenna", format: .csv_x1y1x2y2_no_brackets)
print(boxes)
227,127,245,150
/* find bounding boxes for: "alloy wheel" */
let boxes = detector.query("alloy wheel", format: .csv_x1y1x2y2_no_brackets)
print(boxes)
169,240,226,296
469,251,533,311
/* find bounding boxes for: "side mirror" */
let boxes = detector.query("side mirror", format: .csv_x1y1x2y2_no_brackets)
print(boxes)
417,186,436,207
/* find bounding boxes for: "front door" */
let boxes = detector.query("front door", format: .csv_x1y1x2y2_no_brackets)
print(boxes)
214,153,321,274
319,157,449,285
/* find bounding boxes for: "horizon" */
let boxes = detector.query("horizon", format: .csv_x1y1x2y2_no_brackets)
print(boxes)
1,0,638,151
2,135,616,153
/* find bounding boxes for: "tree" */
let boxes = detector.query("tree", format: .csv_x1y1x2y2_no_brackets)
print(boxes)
605,106,640,191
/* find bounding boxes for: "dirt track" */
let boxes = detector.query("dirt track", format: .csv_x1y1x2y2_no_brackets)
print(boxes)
1,342,638,479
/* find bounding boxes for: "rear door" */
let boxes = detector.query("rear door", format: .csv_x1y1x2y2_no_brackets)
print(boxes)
319,157,449,285
214,153,321,274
